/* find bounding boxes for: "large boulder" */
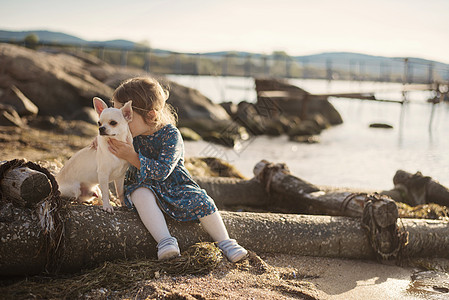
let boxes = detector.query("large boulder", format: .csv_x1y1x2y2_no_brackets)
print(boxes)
168,81,230,122
0,44,243,146
0,43,113,118
255,78,343,125
94,70,231,123
0,44,230,119
167,81,247,147
100,71,243,147
212,79,343,143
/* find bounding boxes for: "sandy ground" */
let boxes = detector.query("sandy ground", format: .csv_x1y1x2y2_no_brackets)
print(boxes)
274,255,416,300
91,251,445,300
133,253,423,300
1,123,448,299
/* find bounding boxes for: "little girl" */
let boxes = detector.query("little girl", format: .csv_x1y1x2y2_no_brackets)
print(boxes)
107,77,248,262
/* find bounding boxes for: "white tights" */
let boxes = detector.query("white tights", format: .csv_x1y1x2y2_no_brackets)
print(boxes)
130,187,229,244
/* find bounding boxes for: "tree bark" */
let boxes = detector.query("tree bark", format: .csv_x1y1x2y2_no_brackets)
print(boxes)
0,163,51,207
196,174,399,218
1,205,449,276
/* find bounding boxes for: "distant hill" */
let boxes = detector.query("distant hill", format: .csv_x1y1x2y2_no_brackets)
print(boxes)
296,52,449,81
1,29,447,81
203,50,448,81
0,30,138,49
0,29,177,52
90,39,136,49
0,30,86,44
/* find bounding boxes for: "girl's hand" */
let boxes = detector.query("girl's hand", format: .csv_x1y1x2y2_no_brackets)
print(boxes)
108,138,140,168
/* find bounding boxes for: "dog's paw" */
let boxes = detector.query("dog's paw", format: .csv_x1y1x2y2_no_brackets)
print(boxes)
101,203,114,213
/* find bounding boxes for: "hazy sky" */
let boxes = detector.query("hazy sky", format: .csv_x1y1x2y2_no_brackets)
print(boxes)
1,0,449,63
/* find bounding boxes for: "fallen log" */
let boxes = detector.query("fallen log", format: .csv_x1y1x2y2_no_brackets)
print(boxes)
196,175,364,216
0,160,447,277
1,205,449,276
0,160,388,219
0,161,51,207
250,160,399,220
0,164,371,218
251,160,407,260
194,176,271,208
383,170,449,206
196,175,392,219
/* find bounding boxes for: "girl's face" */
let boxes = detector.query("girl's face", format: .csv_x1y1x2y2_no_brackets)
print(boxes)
114,101,156,137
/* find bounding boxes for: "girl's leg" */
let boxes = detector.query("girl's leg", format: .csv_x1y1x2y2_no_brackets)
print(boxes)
131,187,170,242
199,211,247,263
199,211,229,242
131,187,179,260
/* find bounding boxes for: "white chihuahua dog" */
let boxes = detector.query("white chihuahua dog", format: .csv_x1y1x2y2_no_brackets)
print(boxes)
56,97,133,212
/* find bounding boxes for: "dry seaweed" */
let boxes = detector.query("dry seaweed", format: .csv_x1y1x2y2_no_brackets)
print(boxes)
0,242,222,299
397,202,449,220
409,258,449,273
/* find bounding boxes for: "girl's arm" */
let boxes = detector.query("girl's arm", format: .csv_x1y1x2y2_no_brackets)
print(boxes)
137,127,183,181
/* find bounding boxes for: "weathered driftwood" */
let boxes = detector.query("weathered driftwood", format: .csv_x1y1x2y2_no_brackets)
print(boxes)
195,174,396,219
1,206,449,276
0,161,390,219
194,176,271,207
383,170,449,206
251,160,406,260
0,163,51,207
195,175,360,216
0,166,395,219
247,160,398,220
0,160,446,277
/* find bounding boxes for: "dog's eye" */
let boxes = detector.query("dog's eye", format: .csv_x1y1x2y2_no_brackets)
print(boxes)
98,121,102,126
109,121,117,126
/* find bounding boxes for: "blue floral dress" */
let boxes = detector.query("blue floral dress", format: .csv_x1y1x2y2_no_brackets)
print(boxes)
123,124,217,221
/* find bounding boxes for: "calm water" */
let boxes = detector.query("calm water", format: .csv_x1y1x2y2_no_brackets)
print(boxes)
168,75,449,191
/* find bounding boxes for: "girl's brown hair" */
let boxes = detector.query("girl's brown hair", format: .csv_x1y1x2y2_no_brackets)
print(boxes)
112,77,177,127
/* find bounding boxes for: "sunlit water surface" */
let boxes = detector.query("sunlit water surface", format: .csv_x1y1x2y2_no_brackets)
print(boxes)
168,75,449,190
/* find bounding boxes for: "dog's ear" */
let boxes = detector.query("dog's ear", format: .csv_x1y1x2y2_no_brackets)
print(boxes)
121,101,133,122
93,97,108,116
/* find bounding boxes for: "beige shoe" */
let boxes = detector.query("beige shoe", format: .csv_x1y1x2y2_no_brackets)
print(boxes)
157,236,180,260
218,239,248,263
